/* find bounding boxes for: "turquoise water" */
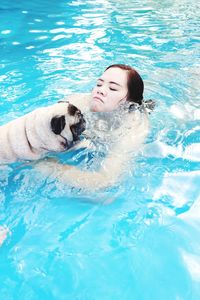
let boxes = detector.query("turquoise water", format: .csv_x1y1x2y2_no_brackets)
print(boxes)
0,0,200,299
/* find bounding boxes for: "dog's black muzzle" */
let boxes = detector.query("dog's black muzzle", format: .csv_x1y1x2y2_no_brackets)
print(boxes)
70,114,86,142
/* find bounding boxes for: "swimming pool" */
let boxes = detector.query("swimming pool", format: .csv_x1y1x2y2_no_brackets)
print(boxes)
0,0,200,298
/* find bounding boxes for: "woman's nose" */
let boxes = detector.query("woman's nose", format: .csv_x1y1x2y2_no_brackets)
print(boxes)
97,85,107,96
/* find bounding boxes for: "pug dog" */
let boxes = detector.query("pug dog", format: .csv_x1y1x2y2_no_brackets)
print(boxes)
0,102,86,164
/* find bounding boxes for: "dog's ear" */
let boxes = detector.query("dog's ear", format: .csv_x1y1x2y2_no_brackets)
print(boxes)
51,115,66,135
68,103,80,116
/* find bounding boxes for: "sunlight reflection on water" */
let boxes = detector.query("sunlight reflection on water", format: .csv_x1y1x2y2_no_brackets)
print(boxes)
0,0,200,298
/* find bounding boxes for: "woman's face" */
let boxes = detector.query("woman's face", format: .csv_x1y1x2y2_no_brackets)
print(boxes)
90,67,128,112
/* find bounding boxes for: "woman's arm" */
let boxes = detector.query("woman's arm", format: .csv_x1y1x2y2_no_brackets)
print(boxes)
35,150,127,190
35,111,149,190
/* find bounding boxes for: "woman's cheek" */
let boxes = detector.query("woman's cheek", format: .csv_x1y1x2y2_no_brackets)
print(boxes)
91,89,95,97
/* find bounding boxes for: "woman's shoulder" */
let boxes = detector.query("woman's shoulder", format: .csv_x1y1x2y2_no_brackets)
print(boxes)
63,93,91,113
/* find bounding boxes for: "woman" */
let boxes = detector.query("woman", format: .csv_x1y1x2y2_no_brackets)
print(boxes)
36,64,155,190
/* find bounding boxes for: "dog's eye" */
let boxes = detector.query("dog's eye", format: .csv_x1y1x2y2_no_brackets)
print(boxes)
70,124,79,141
70,120,85,141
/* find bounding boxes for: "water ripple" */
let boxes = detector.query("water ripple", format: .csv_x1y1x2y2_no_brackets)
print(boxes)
0,1,200,297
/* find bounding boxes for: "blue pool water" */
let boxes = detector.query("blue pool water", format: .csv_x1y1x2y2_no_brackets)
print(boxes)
0,0,200,299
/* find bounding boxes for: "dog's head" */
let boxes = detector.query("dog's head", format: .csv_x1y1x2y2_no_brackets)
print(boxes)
48,101,86,151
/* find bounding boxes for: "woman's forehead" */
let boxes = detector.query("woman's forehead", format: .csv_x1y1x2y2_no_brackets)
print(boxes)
100,67,128,85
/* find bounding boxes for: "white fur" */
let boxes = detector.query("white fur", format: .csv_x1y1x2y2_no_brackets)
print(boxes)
0,102,81,164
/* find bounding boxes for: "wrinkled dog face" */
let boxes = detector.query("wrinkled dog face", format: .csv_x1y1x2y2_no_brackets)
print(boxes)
50,102,86,151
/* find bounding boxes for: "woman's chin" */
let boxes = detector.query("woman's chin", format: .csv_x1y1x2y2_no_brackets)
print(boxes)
90,102,104,112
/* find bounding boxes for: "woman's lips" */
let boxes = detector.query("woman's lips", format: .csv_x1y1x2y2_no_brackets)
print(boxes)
93,96,104,103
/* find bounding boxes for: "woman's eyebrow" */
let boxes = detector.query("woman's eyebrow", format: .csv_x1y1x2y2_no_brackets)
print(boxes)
109,81,122,86
98,78,122,86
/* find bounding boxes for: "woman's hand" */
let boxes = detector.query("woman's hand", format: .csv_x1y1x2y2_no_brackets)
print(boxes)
34,157,72,177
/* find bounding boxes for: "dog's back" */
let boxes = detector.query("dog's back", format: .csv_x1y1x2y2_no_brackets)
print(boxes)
0,112,41,163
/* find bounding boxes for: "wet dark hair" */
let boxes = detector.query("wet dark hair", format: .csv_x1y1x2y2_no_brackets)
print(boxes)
105,64,144,105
